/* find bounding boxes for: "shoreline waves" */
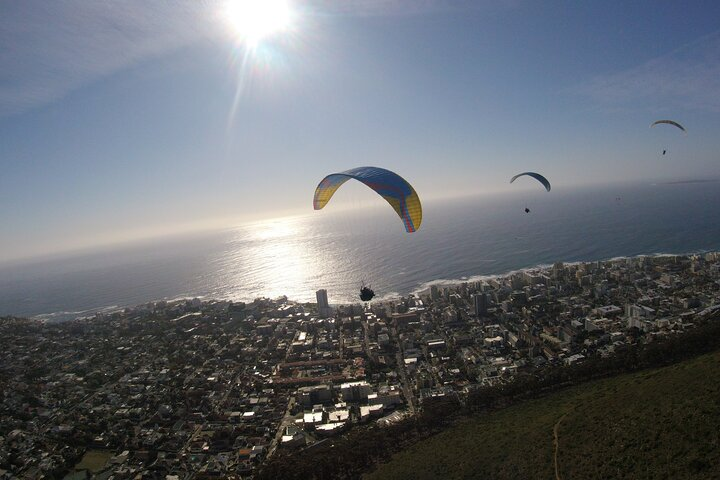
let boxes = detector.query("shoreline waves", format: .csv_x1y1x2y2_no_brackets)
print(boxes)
23,250,715,323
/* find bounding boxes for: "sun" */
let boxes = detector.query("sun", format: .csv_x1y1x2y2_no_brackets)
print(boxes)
224,0,294,46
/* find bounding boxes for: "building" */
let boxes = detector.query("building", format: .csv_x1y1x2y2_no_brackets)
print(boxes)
368,388,403,408
391,312,419,330
340,381,373,402
430,285,440,302
473,293,488,316
281,426,306,449
585,318,601,332
316,289,331,318
316,289,329,309
594,305,622,317
297,385,333,408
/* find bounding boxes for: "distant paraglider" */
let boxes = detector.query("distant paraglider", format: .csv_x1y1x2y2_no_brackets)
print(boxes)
313,166,422,233
651,120,686,156
510,172,551,213
651,120,686,133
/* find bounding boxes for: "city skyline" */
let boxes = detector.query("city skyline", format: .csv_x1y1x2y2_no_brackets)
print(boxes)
3,252,719,478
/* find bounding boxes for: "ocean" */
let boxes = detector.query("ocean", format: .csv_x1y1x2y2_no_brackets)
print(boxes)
2,181,720,320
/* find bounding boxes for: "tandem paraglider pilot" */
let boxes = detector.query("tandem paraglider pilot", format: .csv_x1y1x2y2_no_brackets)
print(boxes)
360,285,375,302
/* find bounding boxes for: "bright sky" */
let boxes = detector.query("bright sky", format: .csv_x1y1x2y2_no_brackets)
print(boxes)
2,0,720,262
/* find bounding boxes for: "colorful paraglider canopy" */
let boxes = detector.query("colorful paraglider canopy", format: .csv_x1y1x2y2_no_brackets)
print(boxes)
651,120,686,133
313,166,422,233
510,172,551,192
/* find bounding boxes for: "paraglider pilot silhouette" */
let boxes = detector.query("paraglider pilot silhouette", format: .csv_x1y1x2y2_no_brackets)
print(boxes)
360,284,375,302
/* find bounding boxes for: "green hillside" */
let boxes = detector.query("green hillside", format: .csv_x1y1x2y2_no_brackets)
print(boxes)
367,351,720,480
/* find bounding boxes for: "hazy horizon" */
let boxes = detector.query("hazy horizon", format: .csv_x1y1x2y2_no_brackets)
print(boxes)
0,177,712,265
3,181,720,318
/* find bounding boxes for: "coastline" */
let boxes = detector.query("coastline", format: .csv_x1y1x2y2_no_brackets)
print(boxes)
409,250,711,297
20,249,716,323
6,181,720,320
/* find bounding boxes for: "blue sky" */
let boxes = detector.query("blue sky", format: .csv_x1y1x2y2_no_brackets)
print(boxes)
2,0,720,262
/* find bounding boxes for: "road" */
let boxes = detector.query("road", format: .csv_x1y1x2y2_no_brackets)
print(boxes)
267,397,296,459
390,325,416,414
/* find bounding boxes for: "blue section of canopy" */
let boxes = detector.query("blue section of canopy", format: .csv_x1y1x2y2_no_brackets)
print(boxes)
510,172,551,192
313,166,422,232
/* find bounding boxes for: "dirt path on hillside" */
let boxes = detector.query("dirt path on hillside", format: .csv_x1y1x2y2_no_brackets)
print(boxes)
553,413,569,480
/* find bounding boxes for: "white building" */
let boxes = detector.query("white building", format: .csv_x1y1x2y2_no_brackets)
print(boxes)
359,404,384,422
340,381,373,402
368,389,403,408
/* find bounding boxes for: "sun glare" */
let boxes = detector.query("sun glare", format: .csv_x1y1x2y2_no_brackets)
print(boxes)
225,0,293,46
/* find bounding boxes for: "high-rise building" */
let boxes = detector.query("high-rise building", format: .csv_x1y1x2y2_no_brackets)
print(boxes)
340,381,373,402
473,293,488,317
316,289,329,309
430,285,439,302
316,289,331,317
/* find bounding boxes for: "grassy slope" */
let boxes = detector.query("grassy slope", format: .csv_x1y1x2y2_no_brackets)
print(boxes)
367,351,720,480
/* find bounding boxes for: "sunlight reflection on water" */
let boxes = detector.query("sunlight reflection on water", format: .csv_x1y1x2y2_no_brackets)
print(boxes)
5,183,720,317
209,210,399,304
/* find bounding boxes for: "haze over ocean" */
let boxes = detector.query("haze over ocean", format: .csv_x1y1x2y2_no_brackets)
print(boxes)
2,181,720,320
